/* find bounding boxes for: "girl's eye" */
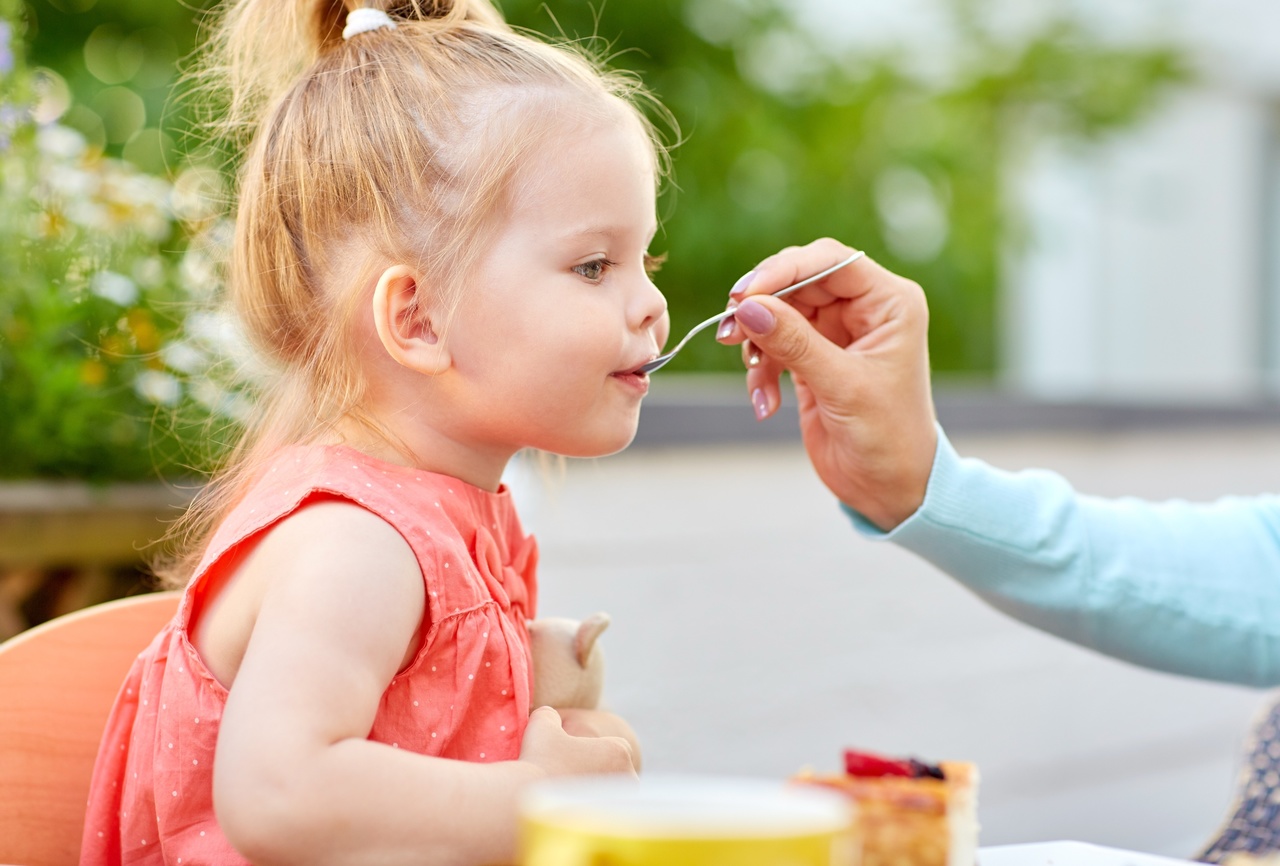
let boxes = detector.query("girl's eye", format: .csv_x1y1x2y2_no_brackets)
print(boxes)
573,259,612,281
644,252,666,276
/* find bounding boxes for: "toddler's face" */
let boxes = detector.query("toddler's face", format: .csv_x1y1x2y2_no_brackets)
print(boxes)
442,111,668,459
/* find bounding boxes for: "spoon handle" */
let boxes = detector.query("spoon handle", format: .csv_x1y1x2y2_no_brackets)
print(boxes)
639,249,866,374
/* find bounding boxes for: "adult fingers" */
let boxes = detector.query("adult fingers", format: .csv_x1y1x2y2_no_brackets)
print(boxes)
718,298,815,346
732,295,859,404
731,238,861,302
742,337,787,420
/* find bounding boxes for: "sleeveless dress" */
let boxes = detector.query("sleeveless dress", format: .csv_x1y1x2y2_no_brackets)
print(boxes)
80,444,538,865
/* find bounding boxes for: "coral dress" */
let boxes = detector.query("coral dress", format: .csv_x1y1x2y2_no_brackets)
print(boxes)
80,444,538,865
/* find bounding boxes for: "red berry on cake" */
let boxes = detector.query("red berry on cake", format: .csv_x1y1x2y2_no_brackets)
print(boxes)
795,748,980,866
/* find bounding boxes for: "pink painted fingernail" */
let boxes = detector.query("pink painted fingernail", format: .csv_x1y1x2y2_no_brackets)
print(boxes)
734,299,774,334
730,270,756,299
751,388,768,420
716,314,737,341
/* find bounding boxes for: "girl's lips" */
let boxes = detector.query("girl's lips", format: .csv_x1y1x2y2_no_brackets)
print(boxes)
610,368,650,394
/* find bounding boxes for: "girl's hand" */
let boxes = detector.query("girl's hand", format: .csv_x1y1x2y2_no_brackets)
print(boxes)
519,706,638,778
717,238,937,530
556,707,642,772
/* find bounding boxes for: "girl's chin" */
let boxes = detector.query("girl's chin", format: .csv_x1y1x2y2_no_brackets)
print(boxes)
542,424,640,460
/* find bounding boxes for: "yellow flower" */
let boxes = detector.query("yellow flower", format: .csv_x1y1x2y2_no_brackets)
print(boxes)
126,308,159,352
80,359,107,386
38,208,68,238
100,333,128,359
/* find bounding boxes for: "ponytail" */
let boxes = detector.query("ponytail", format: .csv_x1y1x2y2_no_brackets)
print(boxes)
201,0,506,145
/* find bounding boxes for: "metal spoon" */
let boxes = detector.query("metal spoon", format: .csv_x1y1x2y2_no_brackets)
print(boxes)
637,250,865,375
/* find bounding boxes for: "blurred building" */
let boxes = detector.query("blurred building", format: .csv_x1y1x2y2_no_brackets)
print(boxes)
804,0,1280,401
1001,0,1280,401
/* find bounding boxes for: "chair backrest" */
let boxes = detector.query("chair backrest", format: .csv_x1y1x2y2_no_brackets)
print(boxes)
0,591,180,866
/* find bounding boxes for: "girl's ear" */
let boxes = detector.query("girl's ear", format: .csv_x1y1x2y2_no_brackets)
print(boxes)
371,265,451,375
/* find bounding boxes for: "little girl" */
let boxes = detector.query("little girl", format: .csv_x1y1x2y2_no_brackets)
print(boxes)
80,1,669,863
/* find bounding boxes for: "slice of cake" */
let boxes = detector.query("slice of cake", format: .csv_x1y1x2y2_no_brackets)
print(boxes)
794,749,979,866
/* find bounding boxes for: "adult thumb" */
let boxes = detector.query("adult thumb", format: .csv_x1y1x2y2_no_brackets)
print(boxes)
733,296,853,390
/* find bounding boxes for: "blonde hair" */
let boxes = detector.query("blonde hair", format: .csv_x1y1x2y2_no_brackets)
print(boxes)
157,0,670,587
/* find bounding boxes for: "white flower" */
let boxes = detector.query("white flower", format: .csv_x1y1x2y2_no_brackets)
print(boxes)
185,309,261,374
184,310,240,350
160,340,207,374
43,163,94,200
180,247,219,293
171,167,225,224
31,125,176,240
64,198,109,232
133,256,165,287
35,124,85,160
134,370,182,406
89,271,138,306
191,378,252,421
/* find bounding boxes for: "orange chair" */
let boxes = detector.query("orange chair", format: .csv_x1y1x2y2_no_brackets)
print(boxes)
0,591,180,866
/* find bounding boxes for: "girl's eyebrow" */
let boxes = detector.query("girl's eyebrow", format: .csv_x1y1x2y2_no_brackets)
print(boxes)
560,224,660,245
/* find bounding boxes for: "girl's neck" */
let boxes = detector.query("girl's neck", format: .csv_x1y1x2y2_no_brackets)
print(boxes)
327,415,513,493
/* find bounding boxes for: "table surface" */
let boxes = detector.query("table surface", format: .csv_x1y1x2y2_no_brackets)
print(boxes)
980,842,1200,866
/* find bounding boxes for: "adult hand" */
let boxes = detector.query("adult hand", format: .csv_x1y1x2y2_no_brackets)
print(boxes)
717,238,936,530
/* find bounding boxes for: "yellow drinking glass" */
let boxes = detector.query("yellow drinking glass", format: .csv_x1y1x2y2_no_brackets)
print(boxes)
520,775,858,866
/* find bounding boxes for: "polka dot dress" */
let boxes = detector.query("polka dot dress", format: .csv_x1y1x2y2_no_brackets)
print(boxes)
80,444,538,864
1199,695,1280,862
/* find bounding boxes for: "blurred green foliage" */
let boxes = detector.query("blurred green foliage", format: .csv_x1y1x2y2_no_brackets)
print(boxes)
2,0,1187,480
1,5,233,481
21,0,196,174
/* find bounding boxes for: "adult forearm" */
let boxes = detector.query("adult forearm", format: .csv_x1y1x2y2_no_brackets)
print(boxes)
845,428,1280,686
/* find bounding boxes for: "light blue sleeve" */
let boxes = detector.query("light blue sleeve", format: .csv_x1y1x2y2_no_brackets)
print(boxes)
843,427,1280,686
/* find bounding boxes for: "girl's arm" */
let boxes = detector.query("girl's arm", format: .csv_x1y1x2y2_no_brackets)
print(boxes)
846,427,1280,687
213,501,634,866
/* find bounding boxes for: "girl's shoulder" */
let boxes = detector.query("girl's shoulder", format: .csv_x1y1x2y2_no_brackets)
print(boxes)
197,443,525,584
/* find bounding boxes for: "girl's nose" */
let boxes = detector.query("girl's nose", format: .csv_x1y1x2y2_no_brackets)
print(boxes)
632,275,667,335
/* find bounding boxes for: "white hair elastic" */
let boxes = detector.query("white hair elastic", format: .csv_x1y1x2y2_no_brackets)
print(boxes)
343,7,398,40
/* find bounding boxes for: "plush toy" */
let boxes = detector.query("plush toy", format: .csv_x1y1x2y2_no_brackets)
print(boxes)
528,612,610,710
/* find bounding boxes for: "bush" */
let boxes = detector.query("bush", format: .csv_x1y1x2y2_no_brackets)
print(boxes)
0,6,237,481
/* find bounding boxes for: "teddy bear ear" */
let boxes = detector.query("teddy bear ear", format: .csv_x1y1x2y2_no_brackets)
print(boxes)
573,612,611,667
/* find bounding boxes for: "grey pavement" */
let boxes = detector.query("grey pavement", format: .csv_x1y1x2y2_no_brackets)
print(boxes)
508,421,1280,858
